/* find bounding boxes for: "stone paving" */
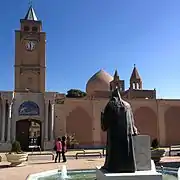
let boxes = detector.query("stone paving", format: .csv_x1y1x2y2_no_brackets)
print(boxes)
0,149,103,161
0,154,180,180
0,158,104,180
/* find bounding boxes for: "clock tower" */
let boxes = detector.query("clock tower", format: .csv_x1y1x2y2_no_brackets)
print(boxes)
14,5,46,93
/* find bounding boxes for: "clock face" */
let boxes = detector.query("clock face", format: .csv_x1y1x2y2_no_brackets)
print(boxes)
25,41,36,51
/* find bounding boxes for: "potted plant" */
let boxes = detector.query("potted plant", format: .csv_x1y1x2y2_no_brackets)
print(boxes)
6,141,28,166
66,134,79,149
151,138,165,164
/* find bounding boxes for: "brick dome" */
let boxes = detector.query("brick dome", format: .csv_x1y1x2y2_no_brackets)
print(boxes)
86,69,113,94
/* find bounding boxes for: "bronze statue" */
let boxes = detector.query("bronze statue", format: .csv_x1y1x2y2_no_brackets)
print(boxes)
101,89,139,173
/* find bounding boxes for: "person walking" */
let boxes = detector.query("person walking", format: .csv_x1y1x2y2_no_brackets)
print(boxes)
61,136,67,162
54,137,62,163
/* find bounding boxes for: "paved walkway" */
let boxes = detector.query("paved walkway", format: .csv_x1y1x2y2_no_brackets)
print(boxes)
0,149,104,161
0,155,180,180
0,158,104,180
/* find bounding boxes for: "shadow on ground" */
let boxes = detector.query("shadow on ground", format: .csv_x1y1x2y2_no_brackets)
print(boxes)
29,161,57,165
160,161,180,168
0,165,10,169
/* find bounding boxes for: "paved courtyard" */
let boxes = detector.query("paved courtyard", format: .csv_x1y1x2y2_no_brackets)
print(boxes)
0,152,180,180
0,157,104,180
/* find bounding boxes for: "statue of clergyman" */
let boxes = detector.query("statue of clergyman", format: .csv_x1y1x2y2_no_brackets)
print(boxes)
101,88,139,173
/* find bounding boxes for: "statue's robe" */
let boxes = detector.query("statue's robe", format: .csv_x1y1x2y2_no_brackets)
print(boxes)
101,97,137,173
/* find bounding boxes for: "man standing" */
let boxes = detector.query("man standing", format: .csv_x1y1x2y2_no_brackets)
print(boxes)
61,136,67,162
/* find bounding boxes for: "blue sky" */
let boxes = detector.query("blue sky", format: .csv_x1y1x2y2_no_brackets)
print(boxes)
0,0,180,98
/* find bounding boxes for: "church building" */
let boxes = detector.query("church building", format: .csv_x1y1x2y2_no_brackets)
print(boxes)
0,6,180,151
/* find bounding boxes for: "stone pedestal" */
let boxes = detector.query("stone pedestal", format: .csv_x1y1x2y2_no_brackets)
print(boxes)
133,135,151,171
96,135,162,180
96,161,162,180
96,168,162,180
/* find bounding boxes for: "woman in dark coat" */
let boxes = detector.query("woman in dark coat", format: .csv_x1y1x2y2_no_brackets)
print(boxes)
61,136,67,162
101,89,138,173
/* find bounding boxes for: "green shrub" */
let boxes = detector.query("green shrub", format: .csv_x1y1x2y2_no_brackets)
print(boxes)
11,141,22,153
151,138,159,149
66,89,86,98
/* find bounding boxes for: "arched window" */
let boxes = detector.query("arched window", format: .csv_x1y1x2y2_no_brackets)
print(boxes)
136,83,139,89
24,26,30,32
32,26,38,32
133,83,136,89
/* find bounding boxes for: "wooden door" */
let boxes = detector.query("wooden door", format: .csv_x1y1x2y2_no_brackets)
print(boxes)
16,120,30,151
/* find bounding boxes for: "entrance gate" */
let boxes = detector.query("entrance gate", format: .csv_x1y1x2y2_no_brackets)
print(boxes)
16,119,41,151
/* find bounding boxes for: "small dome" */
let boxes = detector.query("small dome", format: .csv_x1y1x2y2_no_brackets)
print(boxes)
86,69,113,94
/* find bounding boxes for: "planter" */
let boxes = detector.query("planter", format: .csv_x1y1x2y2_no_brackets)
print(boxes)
151,149,165,164
6,153,28,167
68,143,79,149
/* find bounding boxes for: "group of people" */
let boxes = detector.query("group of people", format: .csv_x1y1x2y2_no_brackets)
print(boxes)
54,136,67,163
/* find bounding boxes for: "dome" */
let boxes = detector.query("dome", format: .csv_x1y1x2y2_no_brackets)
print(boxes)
86,69,113,94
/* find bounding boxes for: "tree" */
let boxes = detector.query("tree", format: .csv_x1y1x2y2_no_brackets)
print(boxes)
66,89,86,98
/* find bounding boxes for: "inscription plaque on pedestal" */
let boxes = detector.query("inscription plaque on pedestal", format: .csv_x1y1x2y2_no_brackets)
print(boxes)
133,135,151,171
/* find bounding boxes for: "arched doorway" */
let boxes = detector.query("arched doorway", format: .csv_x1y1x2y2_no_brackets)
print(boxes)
17,101,41,151
165,106,180,146
134,107,158,141
16,119,41,151
66,107,93,146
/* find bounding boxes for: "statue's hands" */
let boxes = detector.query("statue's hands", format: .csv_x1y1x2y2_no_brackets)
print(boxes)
133,126,140,136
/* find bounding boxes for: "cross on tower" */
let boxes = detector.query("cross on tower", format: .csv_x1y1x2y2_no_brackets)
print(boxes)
28,0,33,7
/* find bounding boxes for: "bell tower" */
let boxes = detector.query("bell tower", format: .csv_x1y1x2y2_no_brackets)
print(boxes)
130,64,142,90
14,5,46,93
110,70,125,91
